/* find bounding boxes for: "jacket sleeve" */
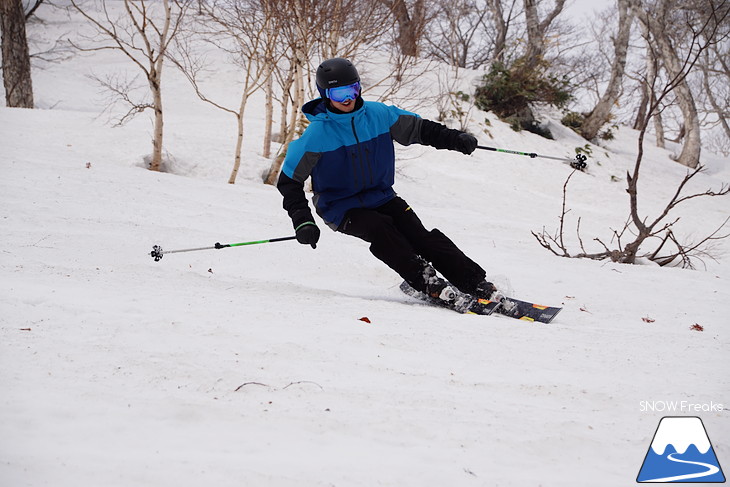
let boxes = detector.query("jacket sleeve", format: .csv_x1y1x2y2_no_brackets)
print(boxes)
418,119,463,150
277,171,315,228
389,111,423,146
278,131,322,228
385,103,462,150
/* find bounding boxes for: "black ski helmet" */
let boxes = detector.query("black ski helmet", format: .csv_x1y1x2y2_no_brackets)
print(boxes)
316,58,360,98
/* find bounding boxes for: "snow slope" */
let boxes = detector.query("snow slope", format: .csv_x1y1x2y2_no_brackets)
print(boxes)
1,5,729,486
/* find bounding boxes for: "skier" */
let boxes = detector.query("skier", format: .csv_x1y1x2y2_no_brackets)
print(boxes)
277,57,501,304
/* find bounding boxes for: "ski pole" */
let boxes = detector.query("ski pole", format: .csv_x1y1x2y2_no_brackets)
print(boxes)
150,236,296,262
476,145,588,170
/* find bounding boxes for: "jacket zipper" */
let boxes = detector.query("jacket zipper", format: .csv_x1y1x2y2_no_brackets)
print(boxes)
364,147,374,184
350,149,359,189
350,118,368,191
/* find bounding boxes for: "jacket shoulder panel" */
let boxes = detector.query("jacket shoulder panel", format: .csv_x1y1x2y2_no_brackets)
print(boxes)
363,102,422,145
282,121,344,181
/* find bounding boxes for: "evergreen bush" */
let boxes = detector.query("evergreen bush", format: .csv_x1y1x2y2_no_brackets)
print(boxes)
474,60,572,139
561,111,585,131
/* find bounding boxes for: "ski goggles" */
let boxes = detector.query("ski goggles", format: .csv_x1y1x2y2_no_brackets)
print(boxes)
326,81,361,103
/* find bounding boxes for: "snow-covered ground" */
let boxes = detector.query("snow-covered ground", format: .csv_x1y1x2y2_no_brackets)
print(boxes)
1,5,728,486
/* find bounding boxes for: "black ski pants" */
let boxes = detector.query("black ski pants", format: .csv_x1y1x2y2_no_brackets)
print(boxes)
337,196,486,293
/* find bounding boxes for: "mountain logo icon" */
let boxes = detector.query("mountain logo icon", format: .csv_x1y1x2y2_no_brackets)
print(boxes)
637,416,726,483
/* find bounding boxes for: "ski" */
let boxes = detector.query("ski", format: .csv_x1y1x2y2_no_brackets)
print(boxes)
399,280,562,324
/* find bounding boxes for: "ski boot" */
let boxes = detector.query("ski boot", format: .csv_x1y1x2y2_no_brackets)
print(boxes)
421,264,455,303
473,280,514,311
425,276,457,303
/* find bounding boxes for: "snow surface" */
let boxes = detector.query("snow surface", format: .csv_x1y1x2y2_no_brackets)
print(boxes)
1,5,729,486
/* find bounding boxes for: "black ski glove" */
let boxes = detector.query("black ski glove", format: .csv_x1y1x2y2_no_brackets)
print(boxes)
295,221,320,249
454,132,478,155
290,209,320,249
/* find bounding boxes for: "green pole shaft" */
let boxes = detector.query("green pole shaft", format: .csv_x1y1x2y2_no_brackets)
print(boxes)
151,236,297,261
477,145,575,163
224,236,297,248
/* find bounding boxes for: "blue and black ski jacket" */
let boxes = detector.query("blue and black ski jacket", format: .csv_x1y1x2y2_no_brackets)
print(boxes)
278,97,464,230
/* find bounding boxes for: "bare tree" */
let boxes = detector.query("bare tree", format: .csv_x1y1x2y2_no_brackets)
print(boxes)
470,0,566,131
426,0,491,68
424,0,522,70
629,0,714,168
533,1,730,267
697,38,730,155
317,0,392,60
262,54,274,159
1,0,77,109
272,61,296,147
262,0,322,185
380,0,435,57
645,24,668,147
522,0,566,72
486,0,519,64
701,50,730,138
24,0,44,20
263,62,305,186
1,0,34,107
69,0,190,171
579,0,633,141
626,15,667,149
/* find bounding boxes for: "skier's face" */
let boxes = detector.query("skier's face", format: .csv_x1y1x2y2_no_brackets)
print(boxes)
330,97,356,112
